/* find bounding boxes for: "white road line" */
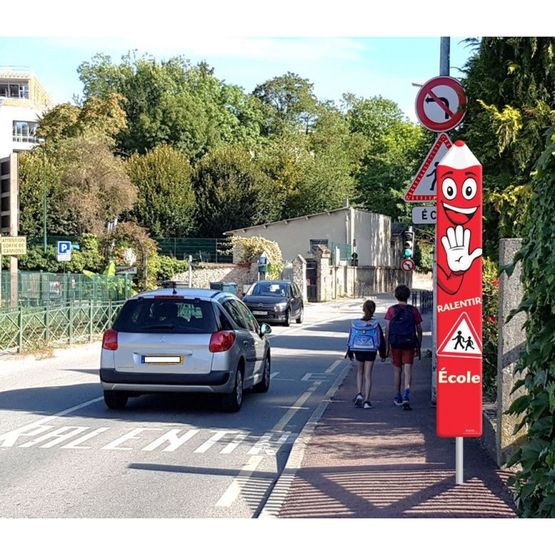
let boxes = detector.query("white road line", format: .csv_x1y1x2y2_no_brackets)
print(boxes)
247,433,273,455
142,428,199,452
215,363,332,508
0,396,103,446
220,433,248,454
215,455,265,508
325,360,343,374
273,381,321,432
194,431,235,454
61,427,111,449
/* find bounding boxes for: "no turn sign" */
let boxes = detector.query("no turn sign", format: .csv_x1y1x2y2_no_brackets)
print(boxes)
415,76,467,132
401,258,415,272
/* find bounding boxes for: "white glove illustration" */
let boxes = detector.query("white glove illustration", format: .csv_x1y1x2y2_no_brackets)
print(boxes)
441,225,482,273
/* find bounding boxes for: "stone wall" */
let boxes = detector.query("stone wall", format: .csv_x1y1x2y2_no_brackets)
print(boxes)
496,238,527,466
173,263,257,297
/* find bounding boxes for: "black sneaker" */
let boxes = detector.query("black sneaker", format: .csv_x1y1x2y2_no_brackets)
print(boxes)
402,401,412,411
363,401,373,409
353,393,363,407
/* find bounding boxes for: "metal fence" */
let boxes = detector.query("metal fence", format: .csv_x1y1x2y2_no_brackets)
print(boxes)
1,271,132,308
0,300,125,354
412,289,433,314
155,238,232,263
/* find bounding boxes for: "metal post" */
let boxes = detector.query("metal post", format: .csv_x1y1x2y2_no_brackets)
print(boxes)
456,437,464,484
43,189,48,253
440,37,451,76
188,255,193,287
439,35,463,484
18,306,23,352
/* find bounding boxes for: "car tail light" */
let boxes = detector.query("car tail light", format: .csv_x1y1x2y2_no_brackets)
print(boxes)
102,329,118,351
209,331,236,353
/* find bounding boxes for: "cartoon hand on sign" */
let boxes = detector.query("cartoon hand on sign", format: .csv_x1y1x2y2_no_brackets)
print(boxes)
437,141,482,296
441,225,482,273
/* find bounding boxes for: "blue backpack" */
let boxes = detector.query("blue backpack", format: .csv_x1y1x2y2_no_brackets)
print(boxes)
348,319,381,352
388,305,418,348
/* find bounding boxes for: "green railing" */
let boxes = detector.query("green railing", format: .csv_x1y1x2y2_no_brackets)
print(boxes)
0,300,125,354
155,237,232,263
1,271,132,308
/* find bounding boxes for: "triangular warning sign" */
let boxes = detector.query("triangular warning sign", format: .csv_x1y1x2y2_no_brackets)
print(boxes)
438,311,482,359
404,133,452,202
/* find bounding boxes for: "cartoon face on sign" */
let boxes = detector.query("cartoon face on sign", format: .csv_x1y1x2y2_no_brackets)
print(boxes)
437,141,482,295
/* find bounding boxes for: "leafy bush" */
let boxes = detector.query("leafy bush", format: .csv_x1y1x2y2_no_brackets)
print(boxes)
414,240,433,274
151,255,190,283
230,236,283,279
17,233,104,273
506,126,555,518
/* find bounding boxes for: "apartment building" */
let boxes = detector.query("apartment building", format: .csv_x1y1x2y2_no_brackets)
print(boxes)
0,68,53,158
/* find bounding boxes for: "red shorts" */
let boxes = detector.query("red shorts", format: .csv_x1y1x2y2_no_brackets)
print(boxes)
391,348,415,367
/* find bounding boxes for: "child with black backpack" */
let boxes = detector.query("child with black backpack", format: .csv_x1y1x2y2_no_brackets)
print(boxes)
384,285,423,410
346,299,386,409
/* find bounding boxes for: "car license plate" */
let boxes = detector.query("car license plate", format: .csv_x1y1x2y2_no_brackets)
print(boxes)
252,310,267,315
143,355,183,364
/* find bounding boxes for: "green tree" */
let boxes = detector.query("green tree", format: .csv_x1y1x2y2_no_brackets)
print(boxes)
193,145,280,237
37,93,127,142
346,95,429,220
459,37,555,254
126,144,196,237
253,72,319,134
77,53,266,159
57,135,137,235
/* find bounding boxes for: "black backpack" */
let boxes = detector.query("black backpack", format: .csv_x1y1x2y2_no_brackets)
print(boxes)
389,305,418,348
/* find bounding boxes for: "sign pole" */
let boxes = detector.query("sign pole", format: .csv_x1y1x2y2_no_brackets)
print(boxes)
438,36,465,485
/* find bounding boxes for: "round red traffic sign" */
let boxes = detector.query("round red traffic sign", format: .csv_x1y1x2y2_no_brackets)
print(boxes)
415,76,467,132
401,258,415,272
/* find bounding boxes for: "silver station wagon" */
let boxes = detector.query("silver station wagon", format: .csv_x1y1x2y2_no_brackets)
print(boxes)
100,287,272,412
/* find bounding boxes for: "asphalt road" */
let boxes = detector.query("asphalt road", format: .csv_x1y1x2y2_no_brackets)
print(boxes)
0,298,382,518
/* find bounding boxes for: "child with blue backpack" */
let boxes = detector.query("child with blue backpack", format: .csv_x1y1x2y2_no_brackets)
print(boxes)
346,299,386,409
384,285,423,410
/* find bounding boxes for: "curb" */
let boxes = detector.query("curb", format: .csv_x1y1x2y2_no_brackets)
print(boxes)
258,360,351,518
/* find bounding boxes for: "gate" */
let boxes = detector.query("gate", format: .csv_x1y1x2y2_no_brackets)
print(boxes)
306,259,317,301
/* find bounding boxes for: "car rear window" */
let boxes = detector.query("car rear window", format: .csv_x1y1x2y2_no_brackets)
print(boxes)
113,298,217,334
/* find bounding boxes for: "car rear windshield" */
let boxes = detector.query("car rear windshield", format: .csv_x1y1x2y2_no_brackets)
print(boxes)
113,297,217,334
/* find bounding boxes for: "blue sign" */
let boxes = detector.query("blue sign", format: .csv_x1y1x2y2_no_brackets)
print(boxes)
57,241,72,255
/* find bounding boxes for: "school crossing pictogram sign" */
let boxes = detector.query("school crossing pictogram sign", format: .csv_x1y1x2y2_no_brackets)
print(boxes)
437,312,482,358
436,140,483,439
415,76,467,132
404,133,452,202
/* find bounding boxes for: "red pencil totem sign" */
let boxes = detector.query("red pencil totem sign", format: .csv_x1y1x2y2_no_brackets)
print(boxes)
436,140,483,438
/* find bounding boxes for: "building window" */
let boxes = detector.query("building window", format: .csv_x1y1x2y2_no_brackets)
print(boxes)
12,121,40,143
310,239,329,253
0,80,30,99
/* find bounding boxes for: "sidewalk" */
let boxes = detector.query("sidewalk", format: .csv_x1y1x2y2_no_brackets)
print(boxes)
262,295,517,518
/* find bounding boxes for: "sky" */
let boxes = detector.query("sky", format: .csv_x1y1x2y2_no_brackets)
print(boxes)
1,0,549,122
0,36,473,121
